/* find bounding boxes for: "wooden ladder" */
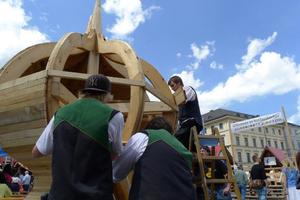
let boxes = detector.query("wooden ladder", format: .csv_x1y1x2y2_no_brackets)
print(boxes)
191,126,241,200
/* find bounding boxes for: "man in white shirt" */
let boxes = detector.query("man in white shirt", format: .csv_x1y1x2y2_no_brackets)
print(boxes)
113,117,196,200
168,75,203,148
32,74,124,200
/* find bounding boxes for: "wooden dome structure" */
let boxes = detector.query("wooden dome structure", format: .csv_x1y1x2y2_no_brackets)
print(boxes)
0,1,182,199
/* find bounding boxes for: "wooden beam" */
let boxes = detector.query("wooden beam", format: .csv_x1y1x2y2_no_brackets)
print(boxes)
145,83,178,111
108,101,172,113
47,69,145,87
51,82,77,105
173,87,186,106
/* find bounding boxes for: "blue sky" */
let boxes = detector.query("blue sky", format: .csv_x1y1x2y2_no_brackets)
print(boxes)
1,0,300,124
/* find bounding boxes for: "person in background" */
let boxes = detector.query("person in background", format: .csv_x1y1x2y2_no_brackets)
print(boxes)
234,164,248,200
22,171,31,193
113,117,196,200
199,146,232,200
2,164,12,187
295,151,300,190
282,160,299,200
168,75,203,148
250,154,268,200
32,74,124,200
0,171,12,198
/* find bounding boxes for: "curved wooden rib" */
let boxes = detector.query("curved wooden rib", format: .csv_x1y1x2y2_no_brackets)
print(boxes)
0,43,56,84
98,36,145,141
45,32,97,119
46,32,96,71
140,59,178,130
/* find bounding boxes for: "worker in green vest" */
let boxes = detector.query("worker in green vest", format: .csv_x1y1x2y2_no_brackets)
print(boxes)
32,74,124,200
113,116,196,200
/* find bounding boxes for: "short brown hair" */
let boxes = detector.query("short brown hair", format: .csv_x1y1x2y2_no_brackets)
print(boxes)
168,76,183,86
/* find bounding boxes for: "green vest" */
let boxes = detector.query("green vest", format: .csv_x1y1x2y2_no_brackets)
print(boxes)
146,129,193,169
54,98,114,151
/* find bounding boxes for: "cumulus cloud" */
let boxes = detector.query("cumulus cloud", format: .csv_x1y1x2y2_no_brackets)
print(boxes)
210,61,223,70
199,51,300,113
0,0,48,68
103,0,160,39
189,41,215,69
176,52,182,58
172,70,204,90
289,95,300,124
236,32,277,70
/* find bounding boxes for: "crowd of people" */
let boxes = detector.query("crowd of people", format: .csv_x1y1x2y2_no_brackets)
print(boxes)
0,163,33,198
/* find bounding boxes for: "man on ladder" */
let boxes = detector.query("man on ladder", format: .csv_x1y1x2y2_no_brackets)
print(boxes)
168,75,203,148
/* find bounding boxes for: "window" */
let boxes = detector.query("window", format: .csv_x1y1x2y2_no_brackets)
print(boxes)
278,129,281,135
258,127,262,132
265,128,269,133
252,138,257,147
244,138,249,147
246,153,251,163
260,139,264,147
236,136,240,146
219,123,223,130
238,152,242,163
274,141,278,148
272,128,275,134
281,142,285,150
267,140,271,146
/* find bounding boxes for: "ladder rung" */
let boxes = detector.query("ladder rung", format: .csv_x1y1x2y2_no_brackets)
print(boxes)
205,179,235,184
201,156,226,160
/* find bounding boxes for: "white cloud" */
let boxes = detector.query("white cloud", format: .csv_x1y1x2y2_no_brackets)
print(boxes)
0,0,48,68
236,32,277,70
189,41,215,69
210,61,223,70
289,95,300,124
173,70,204,90
103,0,160,39
199,51,300,113
176,52,182,58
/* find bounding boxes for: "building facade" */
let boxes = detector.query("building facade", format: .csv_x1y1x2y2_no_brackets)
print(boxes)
203,108,300,170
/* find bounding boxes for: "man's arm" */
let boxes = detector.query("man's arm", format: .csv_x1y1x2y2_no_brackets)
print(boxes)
32,117,55,158
113,132,148,182
32,145,44,158
108,112,124,159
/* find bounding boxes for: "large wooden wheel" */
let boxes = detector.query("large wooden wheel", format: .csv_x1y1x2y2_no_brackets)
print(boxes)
0,1,180,199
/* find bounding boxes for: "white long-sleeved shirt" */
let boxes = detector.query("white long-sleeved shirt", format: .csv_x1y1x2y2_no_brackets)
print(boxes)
113,132,148,182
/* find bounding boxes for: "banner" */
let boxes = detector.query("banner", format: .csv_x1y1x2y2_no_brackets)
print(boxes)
231,112,285,133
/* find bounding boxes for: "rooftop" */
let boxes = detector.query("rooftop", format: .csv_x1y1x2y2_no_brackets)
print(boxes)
203,108,258,123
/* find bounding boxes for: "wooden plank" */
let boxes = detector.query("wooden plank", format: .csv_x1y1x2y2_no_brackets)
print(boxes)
0,71,47,91
145,83,178,111
102,56,128,77
173,87,186,106
0,119,46,135
0,84,45,103
0,78,46,97
108,101,172,113
0,103,45,126
51,82,77,105
0,90,45,107
47,69,145,87
0,128,44,148
0,97,45,113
